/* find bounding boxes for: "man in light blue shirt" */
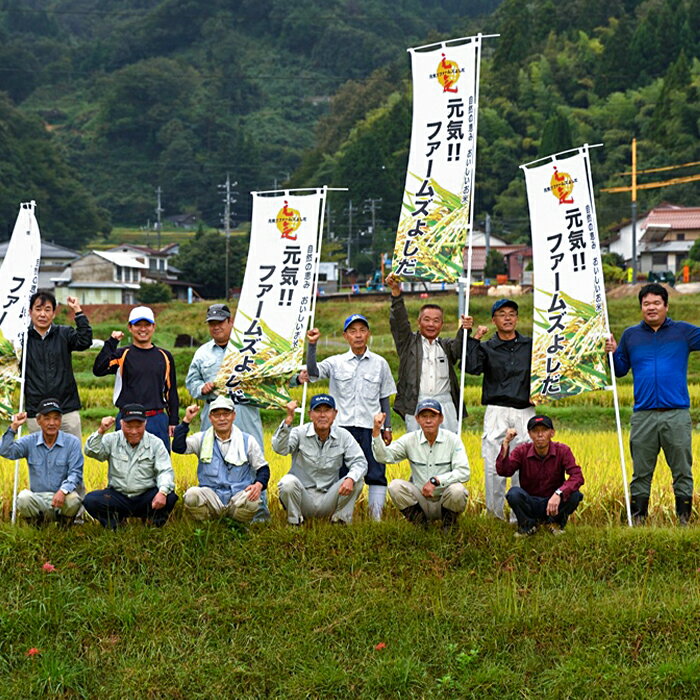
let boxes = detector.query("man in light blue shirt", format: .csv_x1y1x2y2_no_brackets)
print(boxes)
272,394,367,525
0,397,83,525
83,403,177,528
306,314,396,520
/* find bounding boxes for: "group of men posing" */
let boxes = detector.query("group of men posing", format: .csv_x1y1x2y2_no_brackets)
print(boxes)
3,279,695,534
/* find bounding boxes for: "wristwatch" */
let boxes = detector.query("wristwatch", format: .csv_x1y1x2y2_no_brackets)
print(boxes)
429,477,440,487
555,488,564,498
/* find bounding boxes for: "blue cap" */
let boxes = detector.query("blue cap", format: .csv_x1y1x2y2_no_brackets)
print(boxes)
343,314,369,331
415,398,443,415
310,394,336,410
491,298,519,315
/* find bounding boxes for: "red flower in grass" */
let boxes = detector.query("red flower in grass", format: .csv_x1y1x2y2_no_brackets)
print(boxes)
26,648,40,657
42,562,56,573
374,642,387,650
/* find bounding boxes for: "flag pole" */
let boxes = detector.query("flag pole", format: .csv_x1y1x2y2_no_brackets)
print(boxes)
11,326,29,523
456,34,483,437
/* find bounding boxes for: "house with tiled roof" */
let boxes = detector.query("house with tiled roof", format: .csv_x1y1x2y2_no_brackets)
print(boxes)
606,203,700,274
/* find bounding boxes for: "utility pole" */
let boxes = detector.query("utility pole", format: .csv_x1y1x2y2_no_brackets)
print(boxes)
346,200,354,266
485,212,491,260
155,186,163,250
218,174,238,299
631,138,638,282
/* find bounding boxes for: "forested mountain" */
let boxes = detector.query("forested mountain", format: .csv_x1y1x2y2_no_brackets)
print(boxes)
1,0,699,253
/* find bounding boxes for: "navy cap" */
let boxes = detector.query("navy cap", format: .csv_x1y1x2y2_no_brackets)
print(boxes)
527,415,554,431
121,403,147,422
491,298,519,315
415,398,443,415
343,314,369,331
310,394,336,410
36,398,63,416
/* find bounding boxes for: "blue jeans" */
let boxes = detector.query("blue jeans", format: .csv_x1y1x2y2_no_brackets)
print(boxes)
83,486,178,529
506,486,583,530
342,426,387,486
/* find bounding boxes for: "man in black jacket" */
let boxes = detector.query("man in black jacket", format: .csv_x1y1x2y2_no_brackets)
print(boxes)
465,298,534,520
25,291,92,440
386,273,469,433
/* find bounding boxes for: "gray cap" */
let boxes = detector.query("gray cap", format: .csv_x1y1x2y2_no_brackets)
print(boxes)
206,304,231,322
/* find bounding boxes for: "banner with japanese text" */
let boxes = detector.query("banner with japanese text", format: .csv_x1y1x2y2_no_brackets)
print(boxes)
216,190,323,409
392,36,481,282
523,146,610,404
0,202,41,417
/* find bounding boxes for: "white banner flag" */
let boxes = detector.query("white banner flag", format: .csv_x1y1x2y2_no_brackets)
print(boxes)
392,36,482,282
523,145,610,404
216,190,323,409
0,201,41,417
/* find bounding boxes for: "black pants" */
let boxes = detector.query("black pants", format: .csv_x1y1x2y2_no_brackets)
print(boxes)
506,486,583,530
83,487,178,529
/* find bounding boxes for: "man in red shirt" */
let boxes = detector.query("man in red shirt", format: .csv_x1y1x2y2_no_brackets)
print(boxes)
496,415,584,536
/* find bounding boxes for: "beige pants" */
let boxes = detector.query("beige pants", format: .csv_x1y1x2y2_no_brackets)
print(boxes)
27,410,82,442
183,486,260,523
388,480,468,520
277,474,364,525
482,405,534,520
17,489,82,519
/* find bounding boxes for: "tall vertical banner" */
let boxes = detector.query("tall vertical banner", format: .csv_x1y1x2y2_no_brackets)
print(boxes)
523,146,610,403
0,201,41,417
216,190,323,409
392,36,481,282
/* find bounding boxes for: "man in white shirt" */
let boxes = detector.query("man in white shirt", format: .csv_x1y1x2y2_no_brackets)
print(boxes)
372,399,469,529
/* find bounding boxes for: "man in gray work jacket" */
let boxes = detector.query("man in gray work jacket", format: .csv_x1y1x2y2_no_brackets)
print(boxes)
272,394,367,525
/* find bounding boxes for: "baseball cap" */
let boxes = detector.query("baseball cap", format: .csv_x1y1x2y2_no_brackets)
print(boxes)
128,306,155,324
209,395,235,412
36,398,63,415
415,398,443,415
491,299,519,315
310,394,336,410
206,303,231,322
527,415,554,431
343,314,369,332
121,404,147,422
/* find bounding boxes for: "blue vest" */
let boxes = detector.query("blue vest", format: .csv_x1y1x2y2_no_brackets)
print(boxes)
197,433,253,505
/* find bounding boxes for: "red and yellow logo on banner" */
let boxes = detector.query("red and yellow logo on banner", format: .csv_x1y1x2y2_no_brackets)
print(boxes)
275,201,302,240
550,166,575,204
436,53,460,93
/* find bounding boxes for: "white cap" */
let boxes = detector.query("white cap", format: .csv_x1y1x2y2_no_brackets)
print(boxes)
209,395,235,412
128,306,155,324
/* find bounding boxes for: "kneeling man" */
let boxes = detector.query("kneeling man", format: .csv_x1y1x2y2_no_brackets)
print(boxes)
83,404,177,528
173,397,270,523
0,398,83,525
272,394,367,525
496,415,584,536
372,399,469,528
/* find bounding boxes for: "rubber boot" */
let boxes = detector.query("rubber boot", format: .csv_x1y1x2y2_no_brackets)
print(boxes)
675,496,692,526
441,507,459,531
630,495,649,525
400,503,427,527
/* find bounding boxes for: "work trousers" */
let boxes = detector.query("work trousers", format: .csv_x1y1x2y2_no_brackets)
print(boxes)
83,486,177,529
630,409,693,499
183,486,268,523
482,404,534,519
388,479,468,520
277,474,364,525
16,489,82,520
506,486,583,530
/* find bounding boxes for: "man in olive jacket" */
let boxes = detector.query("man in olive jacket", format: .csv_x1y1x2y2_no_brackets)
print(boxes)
386,274,469,433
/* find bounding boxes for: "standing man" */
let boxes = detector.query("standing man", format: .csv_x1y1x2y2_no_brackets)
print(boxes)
496,415,584,536
83,404,177,528
0,398,83,525
272,395,367,525
372,399,469,529
465,299,535,520
606,283,700,524
25,291,92,440
93,306,178,451
306,314,396,520
386,273,469,433
185,303,264,449
173,397,270,523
